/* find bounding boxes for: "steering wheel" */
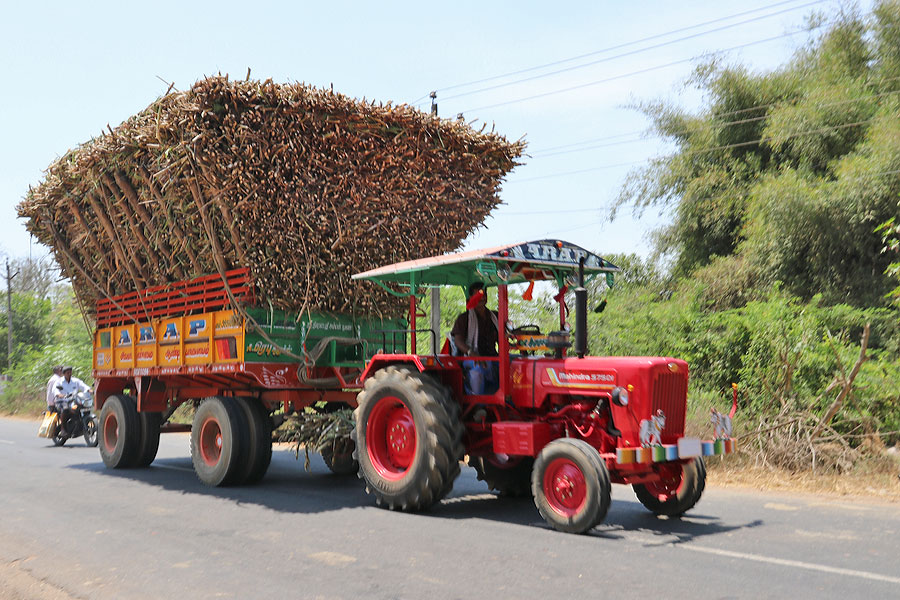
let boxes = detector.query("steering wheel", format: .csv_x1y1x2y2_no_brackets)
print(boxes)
510,324,542,336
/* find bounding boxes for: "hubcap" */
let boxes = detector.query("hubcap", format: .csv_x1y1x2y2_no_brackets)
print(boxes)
646,463,685,502
366,396,416,480
199,417,223,467
543,458,588,517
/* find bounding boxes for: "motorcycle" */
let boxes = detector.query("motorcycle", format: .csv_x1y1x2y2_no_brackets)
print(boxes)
51,389,99,447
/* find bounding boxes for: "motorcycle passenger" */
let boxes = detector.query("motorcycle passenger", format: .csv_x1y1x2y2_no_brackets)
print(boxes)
54,366,90,435
45,365,63,409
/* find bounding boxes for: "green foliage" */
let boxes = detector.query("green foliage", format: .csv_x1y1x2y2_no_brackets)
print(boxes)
617,1,900,306
0,285,92,415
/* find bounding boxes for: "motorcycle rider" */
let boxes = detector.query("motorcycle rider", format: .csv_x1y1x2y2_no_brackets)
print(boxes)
54,366,90,435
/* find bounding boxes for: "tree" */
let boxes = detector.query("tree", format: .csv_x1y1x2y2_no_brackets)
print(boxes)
616,2,900,307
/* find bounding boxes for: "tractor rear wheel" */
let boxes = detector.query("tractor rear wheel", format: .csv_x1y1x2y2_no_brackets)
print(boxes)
353,365,463,511
191,396,248,486
633,457,706,517
469,454,534,497
99,395,141,468
532,438,611,533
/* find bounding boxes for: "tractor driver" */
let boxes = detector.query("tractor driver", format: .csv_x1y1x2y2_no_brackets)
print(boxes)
451,282,500,394
451,282,499,357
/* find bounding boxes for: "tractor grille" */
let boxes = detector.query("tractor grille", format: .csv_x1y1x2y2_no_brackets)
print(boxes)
652,371,687,443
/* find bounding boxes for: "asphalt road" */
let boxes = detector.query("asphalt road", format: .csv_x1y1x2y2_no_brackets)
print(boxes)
1,416,899,600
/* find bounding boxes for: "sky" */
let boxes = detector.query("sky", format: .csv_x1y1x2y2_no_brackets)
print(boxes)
0,0,875,268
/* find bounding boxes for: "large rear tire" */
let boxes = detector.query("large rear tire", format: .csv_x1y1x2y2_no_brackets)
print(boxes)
633,457,706,517
353,365,463,511
469,454,535,497
234,398,272,485
191,396,248,486
532,438,611,534
134,412,162,467
99,395,141,468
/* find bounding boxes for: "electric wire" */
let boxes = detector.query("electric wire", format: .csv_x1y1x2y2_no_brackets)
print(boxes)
530,87,900,158
439,0,827,103
410,0,826,105
459,25,825,115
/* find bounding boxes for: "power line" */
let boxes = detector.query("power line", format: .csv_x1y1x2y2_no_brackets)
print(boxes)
502,168,900,220
460,25,823,115
440,0,827,103
509,113,890,182
412,0,825,105
529,87,900,158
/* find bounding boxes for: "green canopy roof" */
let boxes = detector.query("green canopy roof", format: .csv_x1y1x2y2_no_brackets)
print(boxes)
352,240,619,292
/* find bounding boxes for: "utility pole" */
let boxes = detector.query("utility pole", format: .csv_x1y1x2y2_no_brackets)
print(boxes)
5,259,15,364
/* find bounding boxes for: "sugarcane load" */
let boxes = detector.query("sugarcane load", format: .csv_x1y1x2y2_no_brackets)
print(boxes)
17,75,524,316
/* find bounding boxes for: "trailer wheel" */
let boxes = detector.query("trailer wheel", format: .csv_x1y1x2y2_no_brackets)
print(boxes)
469,454,535,497
633,457,706,517
234,398,272,485
532,439,611,533
191,396,248,486
321,436,358,475
99,395,141,469
353,365,462,511
135,412,162,467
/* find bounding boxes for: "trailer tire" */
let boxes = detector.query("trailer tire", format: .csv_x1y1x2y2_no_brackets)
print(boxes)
321,437,358,475
99,395,141,469
532,438,611,533
234,398,273,485
469,454,535,497
353,365,461,511
191,396,248,486
633,456,705,517
135,412,162,467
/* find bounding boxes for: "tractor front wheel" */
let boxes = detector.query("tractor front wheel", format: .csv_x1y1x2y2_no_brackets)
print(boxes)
633,457,706,517
532,439,611,533
353,365,463,511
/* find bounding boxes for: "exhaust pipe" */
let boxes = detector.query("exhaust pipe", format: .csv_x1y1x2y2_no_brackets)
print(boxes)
575,256,587,358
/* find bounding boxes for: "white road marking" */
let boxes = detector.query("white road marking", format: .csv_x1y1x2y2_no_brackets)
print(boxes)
682,544,900,585
0,440,14,444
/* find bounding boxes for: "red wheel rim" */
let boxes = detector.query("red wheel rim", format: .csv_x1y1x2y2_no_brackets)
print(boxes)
103,412,118,454
366,396,416,481
199,417,223,467
644,463,685,502
542,457,588,518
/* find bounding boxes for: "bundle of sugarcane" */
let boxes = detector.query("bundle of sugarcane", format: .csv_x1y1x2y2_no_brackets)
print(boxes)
18,76,524,317
277,408,355,470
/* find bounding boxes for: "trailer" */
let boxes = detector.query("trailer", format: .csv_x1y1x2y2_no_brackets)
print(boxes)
93,240,736,533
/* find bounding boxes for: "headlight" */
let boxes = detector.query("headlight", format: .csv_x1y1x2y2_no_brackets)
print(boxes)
611,386,629,407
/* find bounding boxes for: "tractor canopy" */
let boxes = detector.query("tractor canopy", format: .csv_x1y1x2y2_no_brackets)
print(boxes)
352,239,619,294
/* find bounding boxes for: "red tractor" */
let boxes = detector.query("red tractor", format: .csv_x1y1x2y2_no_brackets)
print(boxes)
350,239,736,533
91,239,736,534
